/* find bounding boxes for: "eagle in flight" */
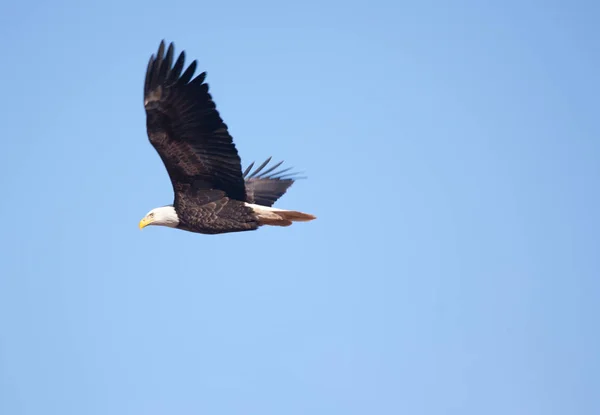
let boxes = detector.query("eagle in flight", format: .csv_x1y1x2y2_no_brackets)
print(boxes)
138,40,316,234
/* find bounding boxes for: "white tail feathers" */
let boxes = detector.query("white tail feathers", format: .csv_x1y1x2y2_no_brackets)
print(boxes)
246,203,317,227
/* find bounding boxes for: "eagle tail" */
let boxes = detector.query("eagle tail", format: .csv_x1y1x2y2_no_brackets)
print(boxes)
245,203,316,227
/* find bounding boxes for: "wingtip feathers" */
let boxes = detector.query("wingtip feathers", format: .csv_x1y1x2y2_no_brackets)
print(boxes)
145,40,206,102
243,157,306,181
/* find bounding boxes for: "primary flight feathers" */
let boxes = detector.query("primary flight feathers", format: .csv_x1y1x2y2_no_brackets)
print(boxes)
139,40,316,234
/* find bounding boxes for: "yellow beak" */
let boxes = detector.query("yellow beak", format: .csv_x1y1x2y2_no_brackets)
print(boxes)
139,216,153,230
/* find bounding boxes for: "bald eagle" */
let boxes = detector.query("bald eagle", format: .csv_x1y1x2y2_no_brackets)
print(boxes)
138,40,316,234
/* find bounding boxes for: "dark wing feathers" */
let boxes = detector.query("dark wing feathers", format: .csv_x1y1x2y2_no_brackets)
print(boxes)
144,40,247,202
243,157,304,207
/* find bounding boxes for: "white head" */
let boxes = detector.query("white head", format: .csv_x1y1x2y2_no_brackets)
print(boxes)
139,206,180,229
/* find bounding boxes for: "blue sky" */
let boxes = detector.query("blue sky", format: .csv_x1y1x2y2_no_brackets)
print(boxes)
1,0,599,414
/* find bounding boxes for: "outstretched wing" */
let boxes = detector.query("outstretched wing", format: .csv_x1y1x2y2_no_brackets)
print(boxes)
144,40,247,202
243,157,303,207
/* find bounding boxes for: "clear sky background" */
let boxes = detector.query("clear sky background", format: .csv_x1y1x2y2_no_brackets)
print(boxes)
1,1,599,414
